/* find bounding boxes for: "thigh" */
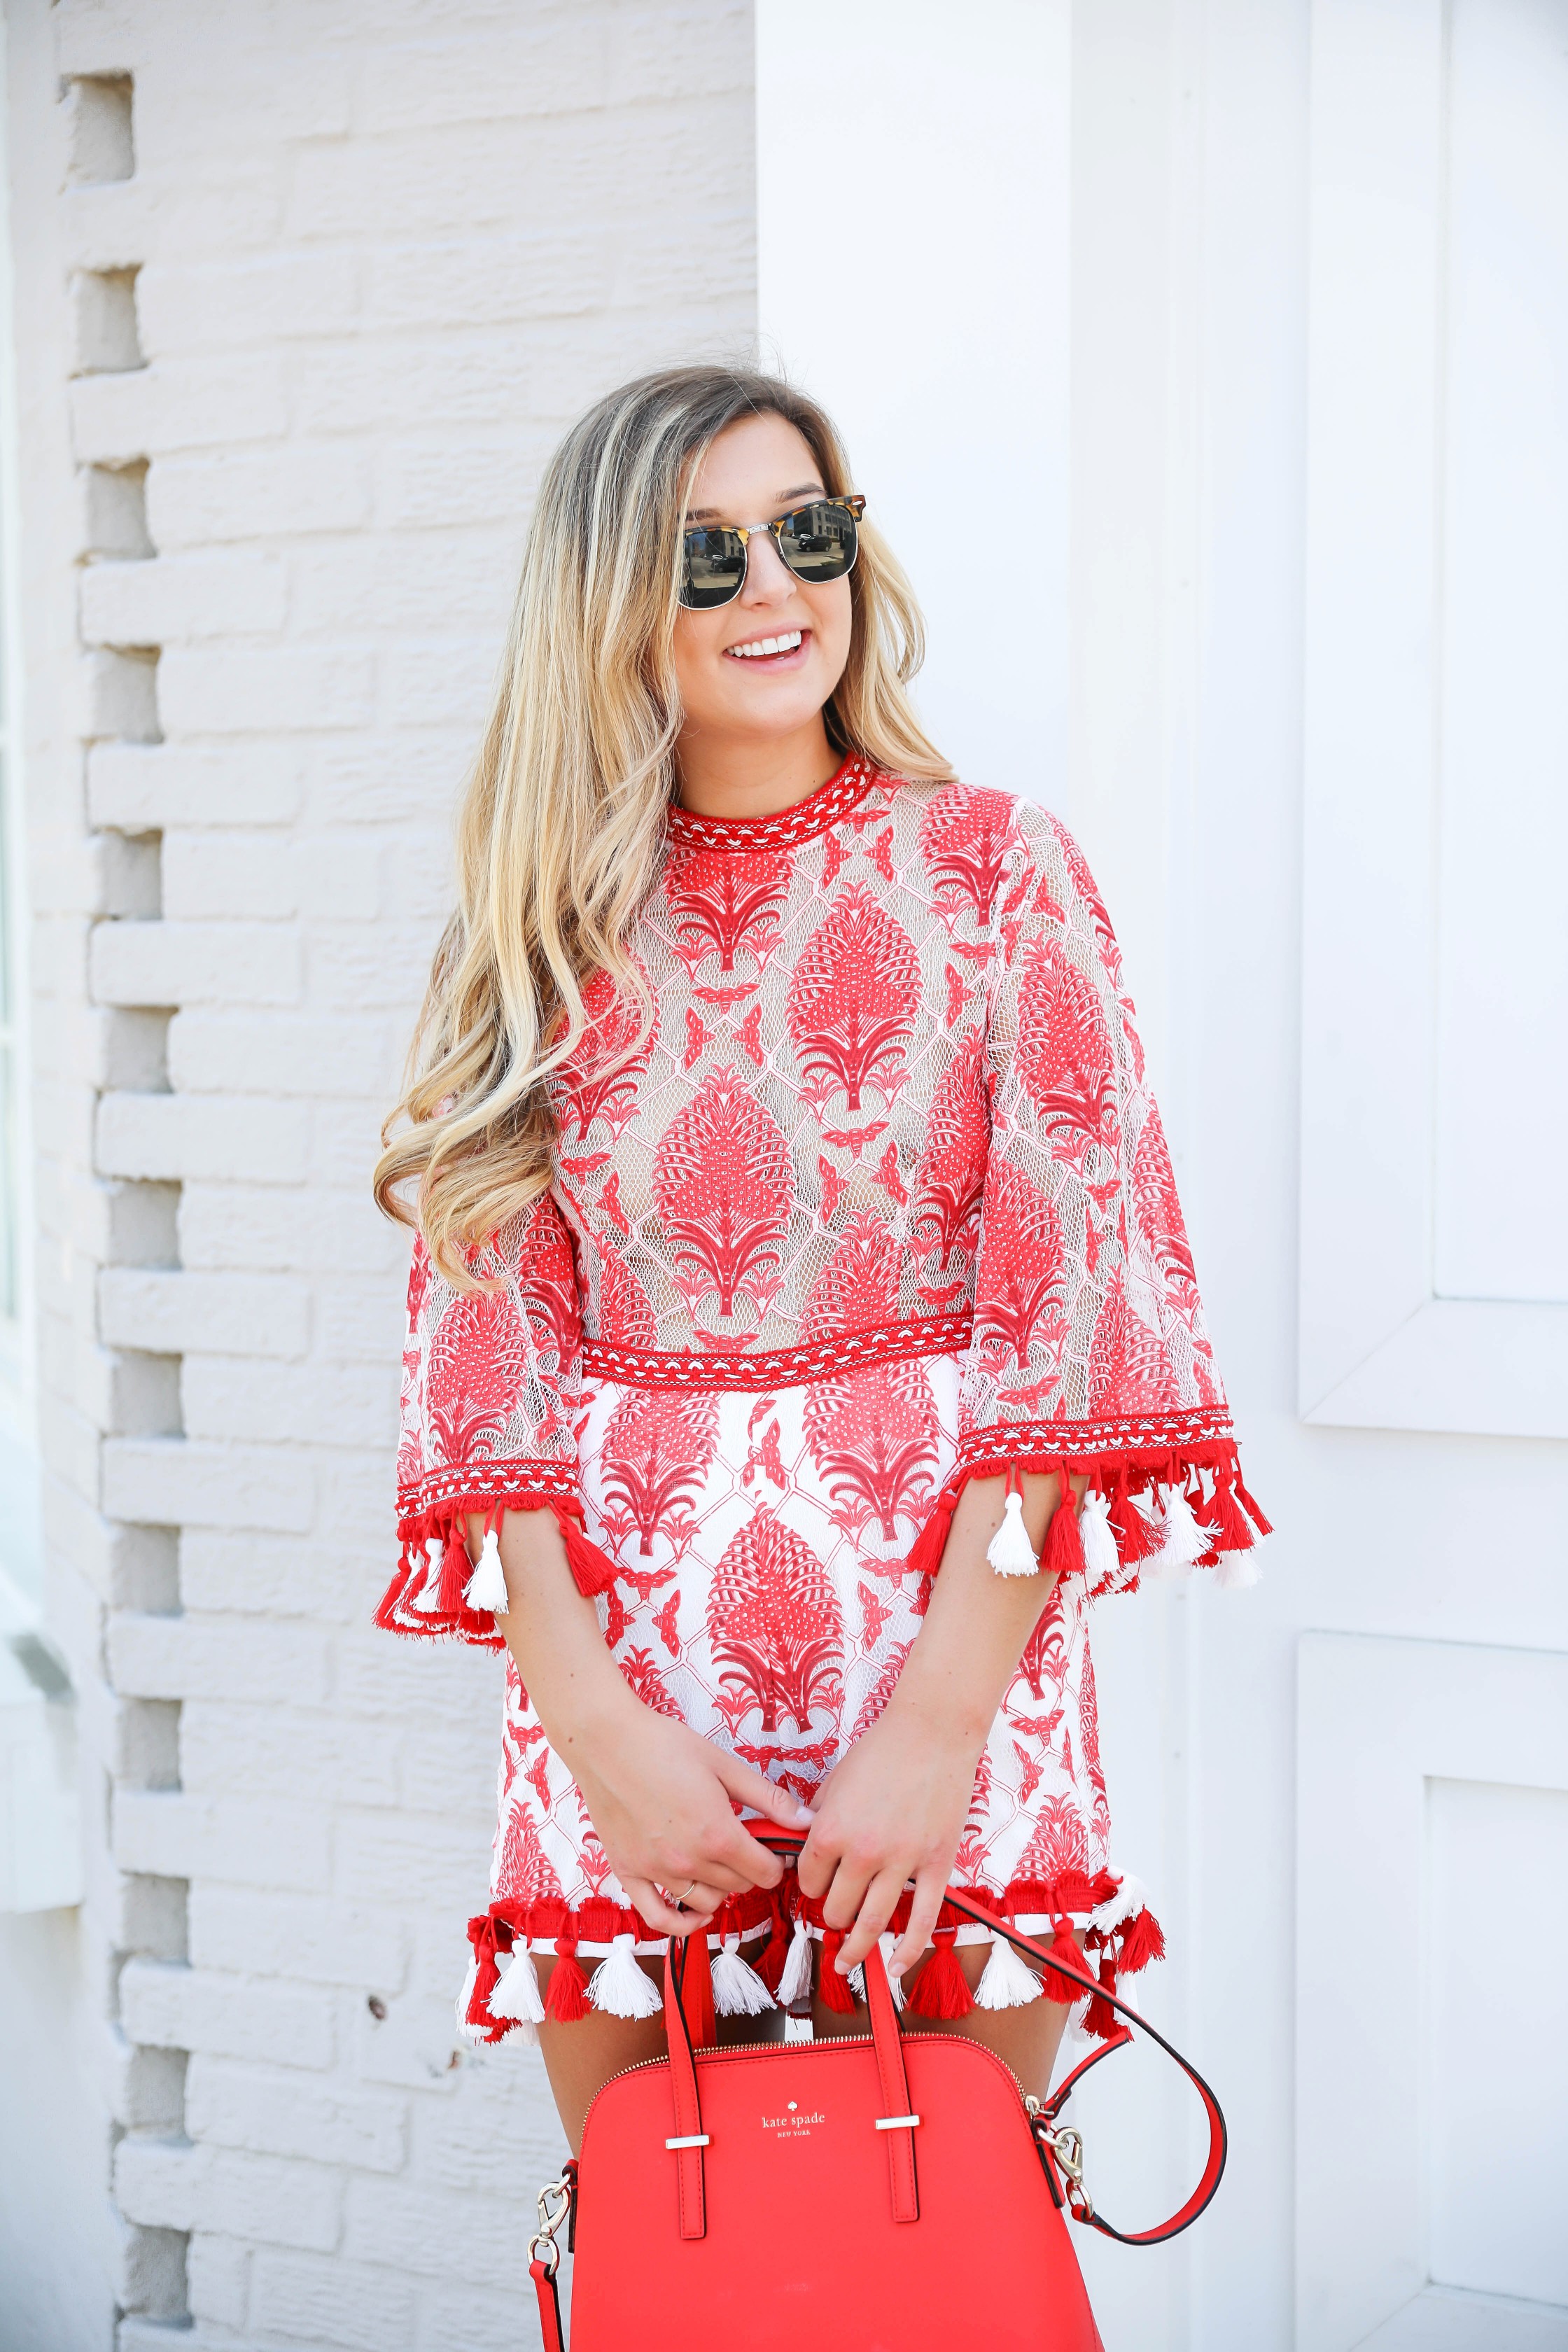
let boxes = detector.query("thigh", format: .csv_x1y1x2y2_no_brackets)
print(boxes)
810,1940,1074,2101
536,1952,785,2155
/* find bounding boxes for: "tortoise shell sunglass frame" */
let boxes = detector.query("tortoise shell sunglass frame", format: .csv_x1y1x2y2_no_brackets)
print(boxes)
678,494,867,611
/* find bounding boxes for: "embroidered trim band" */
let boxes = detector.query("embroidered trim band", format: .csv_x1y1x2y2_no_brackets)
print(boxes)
955,1405,1236,1476
580,1312,976,1392
664,755,881,852
397,1459,580,1530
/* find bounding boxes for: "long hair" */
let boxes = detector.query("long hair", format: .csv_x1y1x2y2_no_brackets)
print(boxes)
374,363,952,1284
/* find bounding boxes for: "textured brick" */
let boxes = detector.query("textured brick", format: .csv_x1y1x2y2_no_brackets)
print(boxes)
102,1436,314,1530
186,2057,408,2172
20,7,757,2339
181,1355,394,1446
115,1788,332,1893
188,1886,406,1991
249,2249,416,2352
109,1611,332,1704
79,551,287,645
116,2134,345,2250
149,444,374,548
91,918,302,1008
88,741,304,829
120,1959,335,2070
160,648,376,736
168,1012,396,1098
97,1089,309,1182
100,1268,311,1357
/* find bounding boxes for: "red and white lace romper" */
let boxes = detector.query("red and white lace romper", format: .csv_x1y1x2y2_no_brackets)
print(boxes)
377,758,1267,2043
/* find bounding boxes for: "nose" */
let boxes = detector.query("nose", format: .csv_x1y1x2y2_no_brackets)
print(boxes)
739,528,795,608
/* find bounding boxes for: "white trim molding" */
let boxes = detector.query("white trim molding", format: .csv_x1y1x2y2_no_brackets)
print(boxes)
1296,1633,1568,2352
1298,0,1568,1437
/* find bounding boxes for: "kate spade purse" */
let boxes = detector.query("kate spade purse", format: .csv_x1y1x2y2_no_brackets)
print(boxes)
528,1839,1225,2351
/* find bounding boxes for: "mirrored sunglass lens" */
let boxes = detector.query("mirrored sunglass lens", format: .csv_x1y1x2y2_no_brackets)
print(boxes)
777,501,858,583
682,528,747,608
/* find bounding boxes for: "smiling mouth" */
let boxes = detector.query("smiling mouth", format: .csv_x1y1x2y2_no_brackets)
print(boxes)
724,629,807,664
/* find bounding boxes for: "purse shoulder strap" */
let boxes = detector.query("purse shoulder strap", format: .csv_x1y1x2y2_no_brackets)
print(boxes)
938,1879,1228,2245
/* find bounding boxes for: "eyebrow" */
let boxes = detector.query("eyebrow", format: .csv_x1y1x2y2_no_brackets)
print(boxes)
684,481,825,522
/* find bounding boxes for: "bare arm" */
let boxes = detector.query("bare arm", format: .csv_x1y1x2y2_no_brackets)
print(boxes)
475,1506,813,1937
797,1469,1083,1974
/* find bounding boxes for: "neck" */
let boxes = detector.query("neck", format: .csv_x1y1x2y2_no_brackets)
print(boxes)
673,714,839,820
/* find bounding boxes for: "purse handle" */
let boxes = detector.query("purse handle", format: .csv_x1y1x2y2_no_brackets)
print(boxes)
754,1826,1228,2247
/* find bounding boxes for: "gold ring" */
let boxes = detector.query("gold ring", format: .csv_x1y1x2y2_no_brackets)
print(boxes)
678,1881,697,1907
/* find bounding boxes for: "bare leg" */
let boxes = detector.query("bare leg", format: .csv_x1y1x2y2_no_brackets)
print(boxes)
533,1952,784,2157
812,1940,1073,2101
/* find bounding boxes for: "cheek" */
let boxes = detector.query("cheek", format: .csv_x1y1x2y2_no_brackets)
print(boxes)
673,616,728,709
813,585,855,680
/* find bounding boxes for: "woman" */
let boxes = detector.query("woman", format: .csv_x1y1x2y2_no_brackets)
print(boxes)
374,365,1264,2155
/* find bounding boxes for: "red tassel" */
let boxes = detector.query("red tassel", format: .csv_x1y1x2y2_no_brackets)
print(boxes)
375,1546,417,1630
1203,1471,1254,1555
545,1937,590,2023
904,1928,974,2019
552,1504,621,1598
1106,1472,1155,1565
755,1905,790,1995
1233,1471,1273,1539
437,1527,470,1614
904,1488,958,1585
1116,1905,1166,1975
1042,1483,1084,1581
465,1914,510,2029
1084,1949,1119,2040
1042,1919,1093,2005
818,1931,859,2014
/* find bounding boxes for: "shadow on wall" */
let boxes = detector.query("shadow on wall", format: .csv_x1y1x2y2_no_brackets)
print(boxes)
0,1910,118,2351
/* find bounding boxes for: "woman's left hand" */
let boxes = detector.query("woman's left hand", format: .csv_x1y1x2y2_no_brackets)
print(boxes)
795,1699,983,1980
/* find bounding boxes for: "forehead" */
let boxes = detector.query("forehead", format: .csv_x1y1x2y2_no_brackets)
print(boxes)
685,411,822,521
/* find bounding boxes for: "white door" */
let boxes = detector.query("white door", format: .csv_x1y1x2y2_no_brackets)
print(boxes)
757,4,1568,2345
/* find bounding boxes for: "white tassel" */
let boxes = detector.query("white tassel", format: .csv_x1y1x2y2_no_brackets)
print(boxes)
711,1933,776,2017
1214,1546,1261,1590
973,1929,1045,2011
878,1933,906,2012
986,1490,1039,1576
488,1945,545,2026
846,1960,867,2003
1147,1484,1204,1581
416,1539,447,1612
1078,1490,1121,1589
454,1955,484,2043
465,1527,509,1614
778,1917,814,2008
587,1933,661,2019
1086,1872,1149,1939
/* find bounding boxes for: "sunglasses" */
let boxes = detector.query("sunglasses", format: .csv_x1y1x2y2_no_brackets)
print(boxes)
680,494,866,611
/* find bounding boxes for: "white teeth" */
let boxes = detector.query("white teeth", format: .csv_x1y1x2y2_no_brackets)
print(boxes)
727,631,802,659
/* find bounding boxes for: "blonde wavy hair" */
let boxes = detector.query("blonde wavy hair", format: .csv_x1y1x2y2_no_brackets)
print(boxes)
374,363,953,1284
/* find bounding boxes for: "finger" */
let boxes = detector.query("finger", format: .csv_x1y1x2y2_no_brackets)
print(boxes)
794,1806,847,1900
890,1866,948,1980
820,1850,876,1935
836,1865,908,1971
622,1878,698,1938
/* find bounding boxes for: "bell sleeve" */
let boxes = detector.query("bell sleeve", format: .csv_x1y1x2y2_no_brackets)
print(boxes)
377,1191,591,1647
951,802,1268,1595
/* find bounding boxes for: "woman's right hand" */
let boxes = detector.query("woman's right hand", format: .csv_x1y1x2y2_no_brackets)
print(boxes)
570,1699,815,1938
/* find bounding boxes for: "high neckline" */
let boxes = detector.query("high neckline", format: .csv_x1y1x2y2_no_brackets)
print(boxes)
666,753,881,852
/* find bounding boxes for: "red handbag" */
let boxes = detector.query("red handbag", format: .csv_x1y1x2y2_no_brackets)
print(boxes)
528,1841,1226,2351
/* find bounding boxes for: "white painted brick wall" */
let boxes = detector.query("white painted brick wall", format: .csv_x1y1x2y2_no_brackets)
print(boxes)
10,1,755,2342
